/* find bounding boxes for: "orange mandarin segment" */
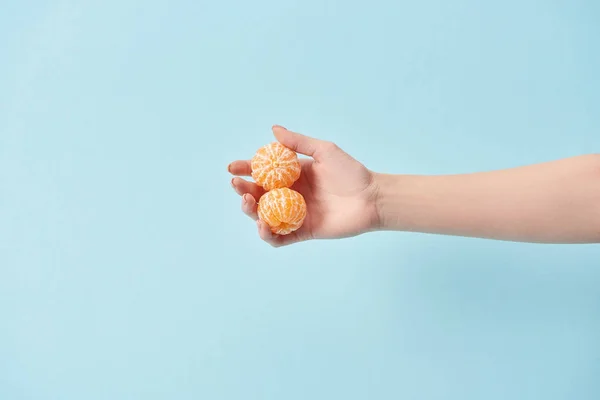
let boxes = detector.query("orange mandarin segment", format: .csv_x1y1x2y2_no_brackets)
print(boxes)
251,142,301,190
257,188,307,235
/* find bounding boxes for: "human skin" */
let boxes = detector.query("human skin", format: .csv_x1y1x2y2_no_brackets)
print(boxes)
228,125,600,247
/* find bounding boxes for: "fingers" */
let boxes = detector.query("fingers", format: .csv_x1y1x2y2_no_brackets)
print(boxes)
232,178,303,248
256,220,303,248
256,220,296,247
227,160,252,176
228,127,316,248
257,220,278,244
230,176,261,220
272,125,332,160
241,193,258,220
239,190,298,247
231,177,265,199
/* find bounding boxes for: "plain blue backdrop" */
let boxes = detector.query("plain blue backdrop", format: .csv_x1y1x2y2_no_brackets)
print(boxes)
1,0,599,399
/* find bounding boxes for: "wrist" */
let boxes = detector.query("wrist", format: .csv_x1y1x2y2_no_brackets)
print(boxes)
371,172,437,233
370,172,407,232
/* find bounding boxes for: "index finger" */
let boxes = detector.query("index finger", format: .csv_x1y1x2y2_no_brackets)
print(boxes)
227,160,252,176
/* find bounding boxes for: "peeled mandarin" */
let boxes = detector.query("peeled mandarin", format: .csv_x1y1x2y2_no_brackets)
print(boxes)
251,142,301,191
257,188,307,235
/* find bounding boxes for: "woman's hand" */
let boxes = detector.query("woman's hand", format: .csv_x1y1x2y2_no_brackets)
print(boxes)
228,126,380,247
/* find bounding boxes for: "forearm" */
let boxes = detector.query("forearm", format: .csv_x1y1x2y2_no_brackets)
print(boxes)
373,154,600,243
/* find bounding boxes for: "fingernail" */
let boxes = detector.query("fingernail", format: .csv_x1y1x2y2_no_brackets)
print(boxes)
231,178,236,187
242,194,248,204
227,163,232,173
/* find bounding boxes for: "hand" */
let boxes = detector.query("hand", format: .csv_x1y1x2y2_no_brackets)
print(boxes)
228,126,380,247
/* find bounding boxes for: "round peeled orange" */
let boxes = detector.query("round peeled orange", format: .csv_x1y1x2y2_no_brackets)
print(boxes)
257,188,307,235
251,142,301,191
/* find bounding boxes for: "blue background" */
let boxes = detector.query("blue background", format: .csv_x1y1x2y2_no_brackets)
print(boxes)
1,0,599,399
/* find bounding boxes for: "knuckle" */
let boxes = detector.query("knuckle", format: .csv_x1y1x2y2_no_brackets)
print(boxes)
322,141,339,152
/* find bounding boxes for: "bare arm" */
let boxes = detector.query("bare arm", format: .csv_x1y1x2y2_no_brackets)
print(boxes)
230,126,600,246
373,154,600,244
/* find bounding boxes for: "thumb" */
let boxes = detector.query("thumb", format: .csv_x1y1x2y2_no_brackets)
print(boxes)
272,125,329,159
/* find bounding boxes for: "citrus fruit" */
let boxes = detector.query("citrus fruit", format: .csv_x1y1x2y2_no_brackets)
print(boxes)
257,187,307,235
251,142,301,190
